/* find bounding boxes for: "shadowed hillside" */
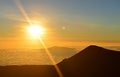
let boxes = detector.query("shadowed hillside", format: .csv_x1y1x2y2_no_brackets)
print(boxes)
0,65,59,77
0,45,120,77
58,45,120,77
48,46,77,57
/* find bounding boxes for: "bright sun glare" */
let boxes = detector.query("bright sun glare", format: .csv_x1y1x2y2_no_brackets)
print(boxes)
27,25,44,39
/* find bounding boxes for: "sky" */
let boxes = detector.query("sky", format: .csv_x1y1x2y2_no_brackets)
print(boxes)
0,0,120,49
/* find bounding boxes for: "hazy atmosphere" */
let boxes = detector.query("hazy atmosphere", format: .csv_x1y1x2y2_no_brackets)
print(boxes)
0,0,120,49
0,1,120,77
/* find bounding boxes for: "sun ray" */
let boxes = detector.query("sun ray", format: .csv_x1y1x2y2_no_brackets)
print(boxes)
13,0,63,77
14,0,32,25
39,38,63,77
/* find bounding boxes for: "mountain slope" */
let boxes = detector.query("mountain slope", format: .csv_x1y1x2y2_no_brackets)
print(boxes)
48,46,77,57
0,65,59,77
58,45,120,77
0,45,120,77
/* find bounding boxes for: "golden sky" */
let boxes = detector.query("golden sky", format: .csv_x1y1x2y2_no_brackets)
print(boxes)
0,0,120,49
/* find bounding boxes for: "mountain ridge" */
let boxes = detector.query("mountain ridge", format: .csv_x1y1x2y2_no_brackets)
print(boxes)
0,45,120,77
58,45,120,77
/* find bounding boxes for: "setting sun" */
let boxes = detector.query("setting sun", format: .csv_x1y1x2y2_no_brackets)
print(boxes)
27,25,44,39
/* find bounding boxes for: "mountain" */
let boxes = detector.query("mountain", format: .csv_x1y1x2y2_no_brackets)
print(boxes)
48,46,78,57
0,65,59,77
58,45,120,77
0,45,120,77
43,46,78,63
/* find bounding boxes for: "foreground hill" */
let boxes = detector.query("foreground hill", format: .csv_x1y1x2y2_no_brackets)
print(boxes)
58,45,120,77
0,45,120,77
0,65,59,77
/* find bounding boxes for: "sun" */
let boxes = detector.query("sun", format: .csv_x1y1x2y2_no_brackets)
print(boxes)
27,25,44,39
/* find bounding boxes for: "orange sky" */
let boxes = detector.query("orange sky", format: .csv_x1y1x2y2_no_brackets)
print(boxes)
0,0,120,49
0,37,120,49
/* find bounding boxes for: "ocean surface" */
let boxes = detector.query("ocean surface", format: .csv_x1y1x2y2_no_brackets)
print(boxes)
0,46,119,66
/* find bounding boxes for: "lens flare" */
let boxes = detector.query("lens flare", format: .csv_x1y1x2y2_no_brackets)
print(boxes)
14,0,63,77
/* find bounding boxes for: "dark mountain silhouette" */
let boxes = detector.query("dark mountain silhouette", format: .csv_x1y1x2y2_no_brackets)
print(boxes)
48,46,78,57
0,65,59,77
0,45,120,77
42,46,78,63
58,45,120,77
